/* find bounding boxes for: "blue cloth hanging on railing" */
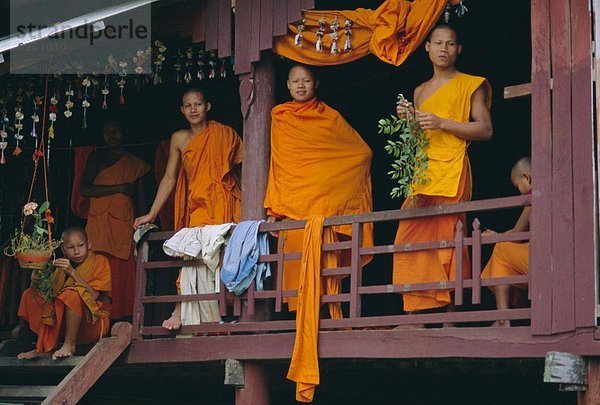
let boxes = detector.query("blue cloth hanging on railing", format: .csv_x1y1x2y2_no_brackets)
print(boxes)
221,220,271,295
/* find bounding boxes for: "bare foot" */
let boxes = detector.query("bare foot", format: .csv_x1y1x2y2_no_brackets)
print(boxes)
490,320,510,328
52,343,75,360
17,349,50,360
162,314,182,330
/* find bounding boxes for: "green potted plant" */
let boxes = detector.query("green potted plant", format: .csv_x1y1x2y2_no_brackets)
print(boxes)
5,201,60,270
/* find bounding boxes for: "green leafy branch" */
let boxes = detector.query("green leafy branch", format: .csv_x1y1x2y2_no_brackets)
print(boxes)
32,262,55,304
377,94,430,199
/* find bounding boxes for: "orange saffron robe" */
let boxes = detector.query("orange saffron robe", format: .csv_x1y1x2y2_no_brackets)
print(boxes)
173,121,243,293
287,216,335,403
18,252,112,353
264,97,374,312
174,121,243,230
481,241,529,288
393,73,491,312
86,153,150,319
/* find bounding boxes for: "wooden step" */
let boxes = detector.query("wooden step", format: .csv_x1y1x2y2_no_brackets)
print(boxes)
0,385,55,402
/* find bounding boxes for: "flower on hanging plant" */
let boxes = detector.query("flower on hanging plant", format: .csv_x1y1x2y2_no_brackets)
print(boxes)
49,113,57,121
31,114,39,123
82,100,90,108
65,100,74,109
23,201,38,216
82,78,91,87
50,97,58,105
15,111,24,121
64,110,73,118
65,89,74,97
5,201,61,258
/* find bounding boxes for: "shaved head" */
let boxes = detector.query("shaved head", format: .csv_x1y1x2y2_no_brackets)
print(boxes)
511,157,531,178
61,226,88,243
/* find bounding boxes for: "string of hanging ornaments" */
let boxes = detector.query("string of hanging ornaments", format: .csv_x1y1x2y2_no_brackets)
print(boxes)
0,40,234,166
292,0,468,54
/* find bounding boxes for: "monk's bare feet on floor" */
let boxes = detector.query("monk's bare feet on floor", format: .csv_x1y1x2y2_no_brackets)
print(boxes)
491,320,510,328
52,344,75,360
162,314,182,330
17,349,51,360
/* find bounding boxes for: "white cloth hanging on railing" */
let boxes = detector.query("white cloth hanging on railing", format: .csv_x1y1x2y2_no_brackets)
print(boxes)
163,223,233,325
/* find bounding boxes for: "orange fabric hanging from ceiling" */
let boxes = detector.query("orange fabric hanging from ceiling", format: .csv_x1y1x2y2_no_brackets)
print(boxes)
273,0,459,67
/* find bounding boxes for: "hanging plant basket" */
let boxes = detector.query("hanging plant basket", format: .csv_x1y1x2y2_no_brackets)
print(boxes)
16,249,52,270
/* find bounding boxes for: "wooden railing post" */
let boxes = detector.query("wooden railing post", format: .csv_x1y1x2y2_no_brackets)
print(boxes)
132,241,148,341
350,222,363,318
454,221,464,306
471,218,482,305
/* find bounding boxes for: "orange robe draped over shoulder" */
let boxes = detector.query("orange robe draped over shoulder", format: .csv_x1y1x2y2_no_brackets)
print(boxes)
174,121,243,230
86,153,150,319
393,73,491,312
18,252,112,353
264,98,373,311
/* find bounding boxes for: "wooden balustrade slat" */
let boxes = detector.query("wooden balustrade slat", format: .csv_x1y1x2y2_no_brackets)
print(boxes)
472,219,482,305
349,223,362,318
275,235,285,312
454,222,464,306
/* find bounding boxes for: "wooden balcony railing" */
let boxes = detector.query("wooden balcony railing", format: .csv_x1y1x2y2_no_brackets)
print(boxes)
132,194,531,340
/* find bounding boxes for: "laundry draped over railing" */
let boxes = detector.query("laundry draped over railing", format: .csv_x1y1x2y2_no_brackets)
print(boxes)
273,0,460,66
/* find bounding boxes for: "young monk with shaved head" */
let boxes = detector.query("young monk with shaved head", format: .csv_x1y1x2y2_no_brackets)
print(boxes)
17,227,112,360
264,64,374,315
481,157,532,327
393,24,493,319
134,87,243,330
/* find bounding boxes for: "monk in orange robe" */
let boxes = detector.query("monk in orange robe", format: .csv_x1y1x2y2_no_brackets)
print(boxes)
264,64,374,315
393,24,493,315
80,118,150,320
266,64,373,403
17,227,111,360
481,157,531,327
134,87,243,330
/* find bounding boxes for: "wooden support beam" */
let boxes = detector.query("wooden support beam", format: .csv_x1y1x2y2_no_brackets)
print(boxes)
578,357,600,405
235,56,275,405
235,362,270,405
503,82,532,99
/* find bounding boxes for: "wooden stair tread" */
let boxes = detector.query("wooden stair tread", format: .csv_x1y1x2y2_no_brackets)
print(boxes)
0,356,83,367
0,384,56,399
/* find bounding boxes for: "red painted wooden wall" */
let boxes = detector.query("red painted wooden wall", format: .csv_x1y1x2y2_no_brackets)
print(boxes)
204,0,314,74
530,0,596,335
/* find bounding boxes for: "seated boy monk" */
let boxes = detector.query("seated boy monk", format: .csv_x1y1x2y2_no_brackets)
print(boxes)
481,157,531,327
17,226,112,360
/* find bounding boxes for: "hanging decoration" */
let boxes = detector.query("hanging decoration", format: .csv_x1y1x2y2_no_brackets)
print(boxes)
64,85,74,118
316,16,326,52
0,100,7,164
81,77,91,129
208,51,217,79
13,106,24,156
444,4,451,22
343,19,353,52
455,0,468,17
184,47,194,83
295,18,306,47
173,49,183,83
329,16,340,54
0,39,235,158
153,40,167,85
118,60,128,105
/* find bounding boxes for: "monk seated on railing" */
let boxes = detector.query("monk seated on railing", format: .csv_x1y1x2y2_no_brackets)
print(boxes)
481,157,531,327
17,226,112,360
